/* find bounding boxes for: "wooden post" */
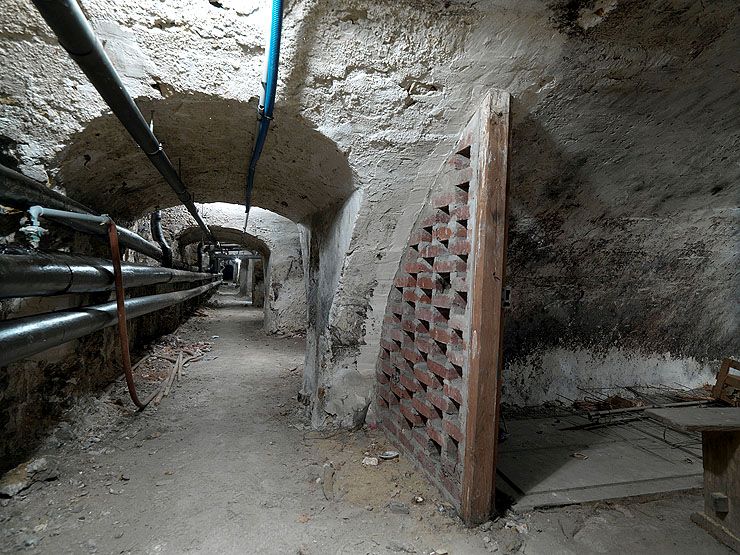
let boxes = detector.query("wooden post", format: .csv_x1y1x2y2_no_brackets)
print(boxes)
460,90,511,524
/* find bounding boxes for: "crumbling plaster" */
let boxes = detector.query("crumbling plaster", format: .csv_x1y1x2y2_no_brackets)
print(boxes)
1,0,737,428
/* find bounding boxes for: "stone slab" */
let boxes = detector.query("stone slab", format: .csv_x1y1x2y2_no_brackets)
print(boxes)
497,415,703,511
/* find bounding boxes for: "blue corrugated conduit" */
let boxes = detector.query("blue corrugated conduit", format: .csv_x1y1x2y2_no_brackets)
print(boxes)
244,0,284,228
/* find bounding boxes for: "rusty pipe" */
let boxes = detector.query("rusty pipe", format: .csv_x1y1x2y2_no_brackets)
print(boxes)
107,221,154,409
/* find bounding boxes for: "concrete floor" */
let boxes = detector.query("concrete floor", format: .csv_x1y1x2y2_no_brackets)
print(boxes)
0,290,732,554
497,413,704,511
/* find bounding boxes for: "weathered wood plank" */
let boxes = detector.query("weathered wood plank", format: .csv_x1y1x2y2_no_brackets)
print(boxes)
646,408,740,432
460,90,511,525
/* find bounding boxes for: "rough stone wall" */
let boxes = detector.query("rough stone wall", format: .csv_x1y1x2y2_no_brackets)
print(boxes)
1,0,737,430
0,280,211,474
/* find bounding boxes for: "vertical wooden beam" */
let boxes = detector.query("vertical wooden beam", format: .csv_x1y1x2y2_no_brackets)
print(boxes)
460,90,511,525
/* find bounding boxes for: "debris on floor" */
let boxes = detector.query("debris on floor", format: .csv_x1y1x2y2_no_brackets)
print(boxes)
0,458,58,499
0,295,732,554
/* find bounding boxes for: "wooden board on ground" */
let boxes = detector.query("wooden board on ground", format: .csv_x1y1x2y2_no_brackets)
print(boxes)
646,408,740,432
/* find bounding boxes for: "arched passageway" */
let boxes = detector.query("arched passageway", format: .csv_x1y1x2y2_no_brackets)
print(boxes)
52,93,355,223
176,220,305,336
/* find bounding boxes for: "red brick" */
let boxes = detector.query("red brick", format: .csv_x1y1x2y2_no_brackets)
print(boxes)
412,396,439,420
420,209,450,228
401,301,417,322
432,290,465,310
427,389,455,413
398,429,414,449
447,152,468,171
430,325,464,348
383,312,401,326
410,228,432,246
427,354,459,380
394,274,416,288
414,326,431,344
417,288,432,304
447,312,466,331
401,317,417,333
432,189,468,209
450,273,467,292
439,474,461,500
381,418,399,437
447,349,466,369
415,273,435,290
403,259,432,274
418,243,447,258
440,165,473,186
443,418,464,442
379,358,394,377
399,373,421,393
415,303,435,323
390,381,411,400
390,351,411,372
401,347,423,365
400,402,423,426
413,363,442,389
415,449,437,477
411,427,428,449
402,288,418,303
433,255,467,273
377,370,390,385
415,335,442,357
390,301,403,316
390,327,404,344
450,204,470,222
427,421,446,447
448,238,470,256
380,337,400,352
376,395,388,408
444,381,463,405
433,222,467,243
378,384,397,405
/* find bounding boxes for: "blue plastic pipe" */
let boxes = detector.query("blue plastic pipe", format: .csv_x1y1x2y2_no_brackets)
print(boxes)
245,0,284,223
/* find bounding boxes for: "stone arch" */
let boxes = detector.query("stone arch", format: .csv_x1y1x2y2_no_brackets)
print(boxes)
53,92,355,223
176,221,305,335
177,225,270,260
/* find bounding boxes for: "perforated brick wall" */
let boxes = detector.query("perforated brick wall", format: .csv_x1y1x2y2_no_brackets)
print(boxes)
376,142,476,505
376,91,511,521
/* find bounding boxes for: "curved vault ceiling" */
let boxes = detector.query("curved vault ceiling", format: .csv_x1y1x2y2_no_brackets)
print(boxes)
54,92,354,223
178,225,269,257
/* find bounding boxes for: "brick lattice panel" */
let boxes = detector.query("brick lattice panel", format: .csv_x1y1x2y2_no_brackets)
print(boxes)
375,91,510,521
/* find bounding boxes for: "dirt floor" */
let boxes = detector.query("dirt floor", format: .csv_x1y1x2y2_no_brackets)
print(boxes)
0,289,732,554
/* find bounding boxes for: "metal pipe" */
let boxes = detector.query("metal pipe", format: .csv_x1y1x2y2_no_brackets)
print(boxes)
0,168,164,261
0,281,220,367
31,0,215,243
244,0,284,224
27,205,163,262
0,164,93,214
0,252,214,299
150,210,173,267
588,399,712,420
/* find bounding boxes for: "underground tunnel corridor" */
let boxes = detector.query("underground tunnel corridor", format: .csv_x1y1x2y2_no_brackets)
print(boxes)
1,0,738,552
